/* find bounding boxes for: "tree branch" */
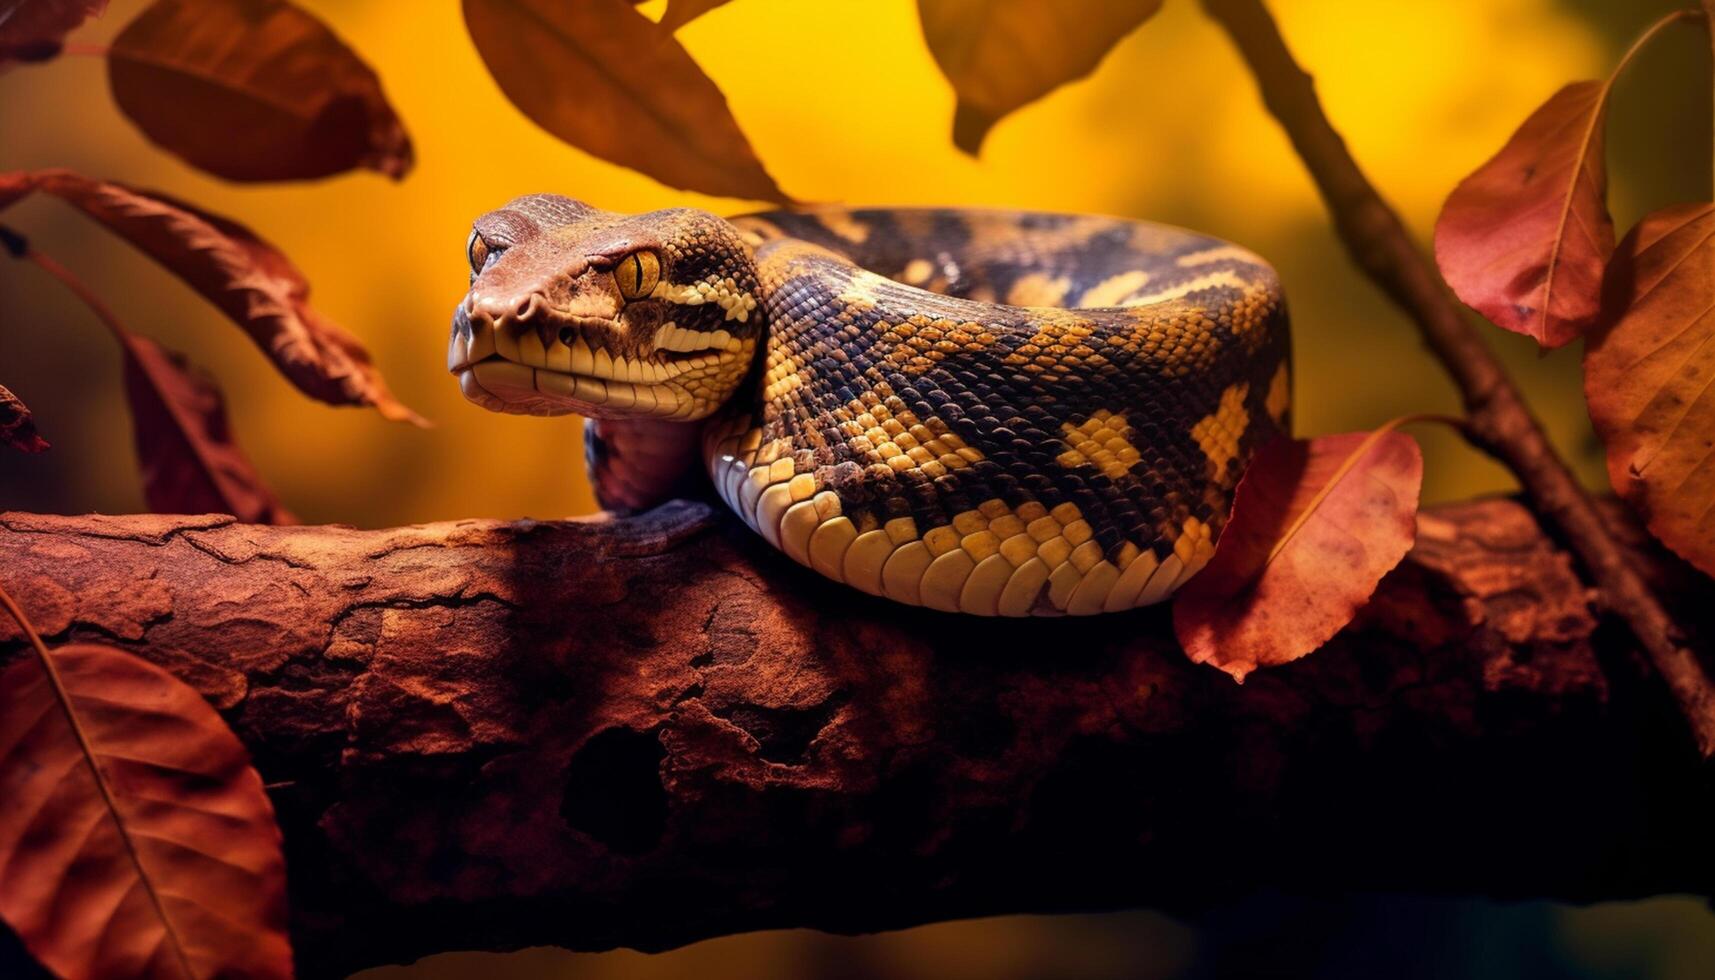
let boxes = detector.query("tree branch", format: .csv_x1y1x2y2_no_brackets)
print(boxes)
0,499,1711,977
1200,0,1715,756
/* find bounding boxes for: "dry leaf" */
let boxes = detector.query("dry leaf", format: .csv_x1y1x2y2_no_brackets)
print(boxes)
917,0,1162,155
660,0,732,32
1585,203,1715,577
5,169,424,424
1172,430,1423,682
0,641,292,979
0,382,49,452
0,0,106,64
13,229,297,522
108,0,412,181
1433,81,1614,347
123,333,296,524
462,0,787,202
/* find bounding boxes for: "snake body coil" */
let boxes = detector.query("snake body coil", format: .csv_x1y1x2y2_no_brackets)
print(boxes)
449,196,1290,616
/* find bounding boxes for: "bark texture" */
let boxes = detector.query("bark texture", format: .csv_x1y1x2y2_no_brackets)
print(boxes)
0,499,1711,977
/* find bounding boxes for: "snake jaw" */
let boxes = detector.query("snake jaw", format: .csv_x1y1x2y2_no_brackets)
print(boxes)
448,304,755,420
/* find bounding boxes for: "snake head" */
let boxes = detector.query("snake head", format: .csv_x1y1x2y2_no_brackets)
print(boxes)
449,194,763,420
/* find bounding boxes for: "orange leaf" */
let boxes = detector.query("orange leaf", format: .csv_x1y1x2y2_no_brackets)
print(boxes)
1172,430,1423,682
5,169,424,424
917,0,1162,155
123,333,296,524
108,0,412,182
0,382,49,453
1433,80,1614,347
1434,10,1697,347
0,642,292,979
660,0,732,32
1585,203,1715,578
462,0,788,203
0,0,106,64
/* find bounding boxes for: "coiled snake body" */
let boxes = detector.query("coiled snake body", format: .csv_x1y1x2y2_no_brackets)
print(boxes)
449,196,1290,616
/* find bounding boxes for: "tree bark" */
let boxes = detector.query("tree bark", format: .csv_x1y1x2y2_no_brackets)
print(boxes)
0,499,1711,978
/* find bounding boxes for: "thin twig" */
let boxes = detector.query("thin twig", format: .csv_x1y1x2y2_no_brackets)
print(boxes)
1200,0,1715,756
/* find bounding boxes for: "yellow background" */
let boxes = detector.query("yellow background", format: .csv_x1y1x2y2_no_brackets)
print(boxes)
2,0,1713,976
6,0,1707,525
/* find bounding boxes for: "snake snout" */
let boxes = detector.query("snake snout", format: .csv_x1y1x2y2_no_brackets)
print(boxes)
465,290,547,330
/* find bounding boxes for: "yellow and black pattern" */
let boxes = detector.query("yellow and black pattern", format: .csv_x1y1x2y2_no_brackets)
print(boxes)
449,198,1290,616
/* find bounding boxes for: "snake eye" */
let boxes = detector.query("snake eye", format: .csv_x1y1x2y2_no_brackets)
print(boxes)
467,230,496,275
615,250,661,301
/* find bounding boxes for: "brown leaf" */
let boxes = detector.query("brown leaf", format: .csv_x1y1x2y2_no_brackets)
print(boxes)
0,641,292,979
1172,430,1423,682
0,382,49,452
14,232,297,522
1433,81,1614,347
659,0,732,32
1585,203,1715,578
917,0,1163,155
108,0,412,182
462,0,788,202
6,169,425,424
0,169,32,209
0,0,106,64
123,333,297,524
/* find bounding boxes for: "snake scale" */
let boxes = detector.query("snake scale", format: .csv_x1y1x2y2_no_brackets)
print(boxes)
448,195,1291,616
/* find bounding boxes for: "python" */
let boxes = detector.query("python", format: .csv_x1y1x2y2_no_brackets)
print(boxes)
449,195,1290,616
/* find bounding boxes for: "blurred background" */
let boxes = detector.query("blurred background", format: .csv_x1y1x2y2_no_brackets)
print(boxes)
2,0,1712,975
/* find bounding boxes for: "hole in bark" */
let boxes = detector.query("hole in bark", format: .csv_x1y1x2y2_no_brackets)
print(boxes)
714,698,843,764
560,727,668,855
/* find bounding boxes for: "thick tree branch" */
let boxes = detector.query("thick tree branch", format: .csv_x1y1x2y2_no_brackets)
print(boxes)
1200,0,1715,756
0,499,1711,977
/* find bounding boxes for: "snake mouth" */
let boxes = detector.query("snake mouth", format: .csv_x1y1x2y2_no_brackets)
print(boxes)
448,314,751,420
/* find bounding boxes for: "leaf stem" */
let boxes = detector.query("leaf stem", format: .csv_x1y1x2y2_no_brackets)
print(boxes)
0,581,197,979
1201,0,1715,757
1,228,131,348
1611,8,1702,82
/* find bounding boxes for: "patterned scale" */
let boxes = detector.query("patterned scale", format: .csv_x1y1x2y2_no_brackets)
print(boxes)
701,208,1291,616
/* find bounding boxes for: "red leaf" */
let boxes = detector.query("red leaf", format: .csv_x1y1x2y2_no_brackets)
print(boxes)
0,382,49,452
1585,203,1715,578
0,642,292,979
123,333,296,524
1434,81,1615,347
462,0,788,203
1173,430,1423,682
107,0,411,182
6,169,424,424
0,0,106,65
659,0,732,32
917,0,1163,155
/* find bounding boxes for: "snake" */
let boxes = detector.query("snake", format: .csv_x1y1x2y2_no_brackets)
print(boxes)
448,195,1291,616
